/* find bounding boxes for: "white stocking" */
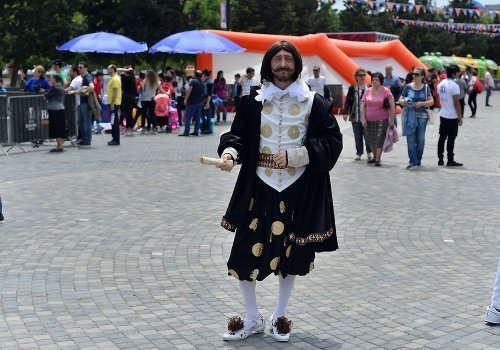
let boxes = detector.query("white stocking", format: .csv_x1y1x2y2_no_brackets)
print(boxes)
239,280,260,330
274,275,296,319
491,259,500,310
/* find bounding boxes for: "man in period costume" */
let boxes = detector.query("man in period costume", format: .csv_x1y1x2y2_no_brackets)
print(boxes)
217,40,343,342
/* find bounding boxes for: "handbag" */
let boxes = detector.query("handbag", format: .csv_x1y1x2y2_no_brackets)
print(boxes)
425,85,435,125
383,96,390,109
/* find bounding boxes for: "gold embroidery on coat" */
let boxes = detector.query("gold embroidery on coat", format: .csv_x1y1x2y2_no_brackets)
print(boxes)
261,125,272,138
228,269,239,280
288,126,300,139
249,218,258,230
221,217,236,232
289,228,334,245
252,243,264,257
286,245,292,258
270,257,280,270
262,102,273,114
279,201,286,213
265,168,273,177
288,103,301,116
250,269,259,280
304,114,309,124
271,221,285,235
261,146,272,154
248,197,254,211
287,167,296,176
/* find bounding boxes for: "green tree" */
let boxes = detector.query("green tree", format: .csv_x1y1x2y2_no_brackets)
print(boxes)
0,0,82,86
339,0,376,32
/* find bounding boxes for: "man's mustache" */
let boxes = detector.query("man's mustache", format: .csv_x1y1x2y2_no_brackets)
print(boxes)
272,67,293,72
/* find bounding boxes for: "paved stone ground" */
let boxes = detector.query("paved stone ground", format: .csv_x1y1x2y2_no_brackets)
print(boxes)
0,94,499,349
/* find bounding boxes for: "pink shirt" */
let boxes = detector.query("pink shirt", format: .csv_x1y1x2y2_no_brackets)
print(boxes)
362,86,393,121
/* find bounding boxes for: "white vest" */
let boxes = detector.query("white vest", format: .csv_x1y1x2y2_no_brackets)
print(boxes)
256,81,315,192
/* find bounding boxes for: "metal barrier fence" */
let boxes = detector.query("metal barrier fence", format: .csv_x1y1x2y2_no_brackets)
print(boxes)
0,92,77,154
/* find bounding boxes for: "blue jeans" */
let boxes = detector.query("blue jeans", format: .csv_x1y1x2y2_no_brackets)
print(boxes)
486,87,492,106
184,102,202,135
78,103,92,145
110,106,121,143
216,98,227,122
406,117,428,166
202,106,214,134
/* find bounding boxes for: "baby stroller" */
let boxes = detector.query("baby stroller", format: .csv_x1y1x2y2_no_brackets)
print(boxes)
168,100,179,131
155,93,172,133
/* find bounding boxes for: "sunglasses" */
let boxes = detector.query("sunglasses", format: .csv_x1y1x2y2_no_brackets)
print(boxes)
412,72,421,76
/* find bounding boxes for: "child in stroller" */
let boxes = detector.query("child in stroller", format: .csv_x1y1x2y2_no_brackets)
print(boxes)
154,93,178,133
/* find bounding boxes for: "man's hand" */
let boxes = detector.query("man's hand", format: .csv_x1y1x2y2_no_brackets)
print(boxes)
362,120,367,129
389,119,395,129
458,118,463,126
218,154,234,172
273,151,287,168
110,104,115,112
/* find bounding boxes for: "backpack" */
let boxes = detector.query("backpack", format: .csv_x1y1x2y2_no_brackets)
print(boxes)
474,78,484,94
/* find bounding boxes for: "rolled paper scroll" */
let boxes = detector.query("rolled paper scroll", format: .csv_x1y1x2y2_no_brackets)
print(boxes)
199,156,226,166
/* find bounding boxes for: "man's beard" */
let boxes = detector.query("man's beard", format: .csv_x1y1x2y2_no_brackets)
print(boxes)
272,67,294,83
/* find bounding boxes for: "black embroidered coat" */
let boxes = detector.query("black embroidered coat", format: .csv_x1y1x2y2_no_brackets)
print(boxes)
218,87,343,253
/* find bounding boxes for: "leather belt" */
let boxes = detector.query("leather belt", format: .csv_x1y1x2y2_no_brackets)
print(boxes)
257,153,287,169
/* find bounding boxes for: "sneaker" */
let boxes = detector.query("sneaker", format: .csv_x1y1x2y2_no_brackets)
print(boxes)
0,213,4,221
269,314,292,342
367,159,376,164
354,155,361,161
222,315,265,341
469,115,476,118
438,159,444,166
190,132,199,136
406,165,416,170
178,133,189,137
79,144,91,148
447,161,463,167
485,305,500,324
375,160,381,167
108,141,120,146
49,148,64,153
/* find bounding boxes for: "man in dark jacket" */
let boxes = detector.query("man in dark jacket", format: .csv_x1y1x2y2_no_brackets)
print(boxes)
217,40,342,343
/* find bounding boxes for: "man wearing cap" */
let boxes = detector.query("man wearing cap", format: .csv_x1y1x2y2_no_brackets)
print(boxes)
52,59,68,87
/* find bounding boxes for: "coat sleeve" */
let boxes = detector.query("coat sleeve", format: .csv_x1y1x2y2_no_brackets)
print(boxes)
304,95,343,173
344,85,354,116
217,89,257,164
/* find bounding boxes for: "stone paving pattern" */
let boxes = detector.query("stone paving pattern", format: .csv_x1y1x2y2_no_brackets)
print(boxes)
0,94,499,349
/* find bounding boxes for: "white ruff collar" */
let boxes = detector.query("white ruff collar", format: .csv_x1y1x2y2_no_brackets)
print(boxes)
255,79,311,104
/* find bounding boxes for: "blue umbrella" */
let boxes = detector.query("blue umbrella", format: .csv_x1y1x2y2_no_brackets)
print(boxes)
149,30,245,54
57,32,148,54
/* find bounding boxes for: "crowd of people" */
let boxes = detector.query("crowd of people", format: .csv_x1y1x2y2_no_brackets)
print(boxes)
343,63,494,169
2,57,494,166
11,60,266,150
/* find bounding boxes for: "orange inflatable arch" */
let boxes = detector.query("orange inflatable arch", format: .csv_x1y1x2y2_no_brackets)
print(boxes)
197,30,423,87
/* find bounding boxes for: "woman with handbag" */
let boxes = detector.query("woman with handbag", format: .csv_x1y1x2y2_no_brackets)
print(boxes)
398,67,434,169
361,72,395,167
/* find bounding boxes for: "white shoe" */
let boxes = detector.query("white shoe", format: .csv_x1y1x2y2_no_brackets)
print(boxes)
268,314,292,342
485,305,500,324
222,315,265,341
354,155,361,161
367,152,373,161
